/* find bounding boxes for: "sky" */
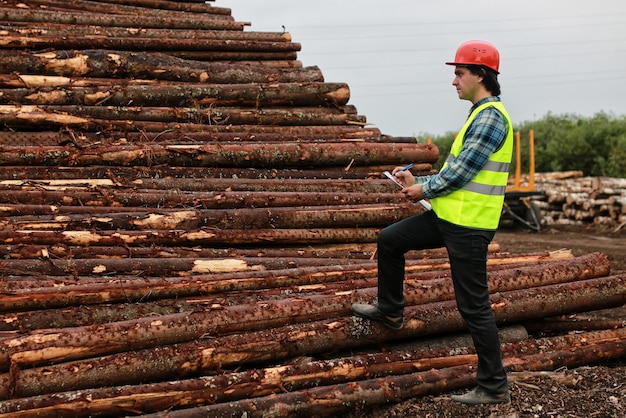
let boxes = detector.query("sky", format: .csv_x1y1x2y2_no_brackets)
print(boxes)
219,1,626,137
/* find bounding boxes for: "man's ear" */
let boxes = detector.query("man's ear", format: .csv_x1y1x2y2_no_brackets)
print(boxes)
477,67,487,82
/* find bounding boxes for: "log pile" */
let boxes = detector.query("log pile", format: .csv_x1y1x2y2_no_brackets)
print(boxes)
520,172,626,228
0,1,624,417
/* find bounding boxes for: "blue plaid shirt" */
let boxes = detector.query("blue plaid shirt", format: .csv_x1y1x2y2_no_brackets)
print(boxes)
421,97,508,199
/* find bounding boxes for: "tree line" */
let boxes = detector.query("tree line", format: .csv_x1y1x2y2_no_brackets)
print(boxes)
424,112,626,178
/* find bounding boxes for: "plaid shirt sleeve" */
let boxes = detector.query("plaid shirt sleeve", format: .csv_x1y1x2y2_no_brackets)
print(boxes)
422,101,508,199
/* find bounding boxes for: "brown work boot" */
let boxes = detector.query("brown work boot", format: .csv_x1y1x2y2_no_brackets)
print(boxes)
450,387,511,405
351,303,404,330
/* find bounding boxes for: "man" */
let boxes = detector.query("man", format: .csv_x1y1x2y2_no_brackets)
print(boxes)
351,40,513,405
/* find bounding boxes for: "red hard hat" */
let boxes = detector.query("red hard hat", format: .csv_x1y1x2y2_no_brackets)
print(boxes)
446,40,500,73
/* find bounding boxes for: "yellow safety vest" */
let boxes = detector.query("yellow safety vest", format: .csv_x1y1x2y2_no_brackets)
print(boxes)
430,101,513,230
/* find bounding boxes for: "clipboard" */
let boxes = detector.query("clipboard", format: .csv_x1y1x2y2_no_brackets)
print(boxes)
383,171,404,188
382,171,432,211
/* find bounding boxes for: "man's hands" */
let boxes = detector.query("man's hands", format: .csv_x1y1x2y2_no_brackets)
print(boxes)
391,166,426,201
391,166,415,187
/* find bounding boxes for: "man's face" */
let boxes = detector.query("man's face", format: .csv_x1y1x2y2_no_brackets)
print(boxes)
452,66,481,102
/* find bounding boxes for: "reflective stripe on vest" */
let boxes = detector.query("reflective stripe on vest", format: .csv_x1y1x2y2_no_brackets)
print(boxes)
444,154,510,196
430,101,513,230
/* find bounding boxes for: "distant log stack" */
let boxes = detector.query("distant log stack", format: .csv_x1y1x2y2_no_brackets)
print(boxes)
516,172,626,228
0,1,624,417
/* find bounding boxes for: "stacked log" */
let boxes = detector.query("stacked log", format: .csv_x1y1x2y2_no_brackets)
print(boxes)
0,1,624,417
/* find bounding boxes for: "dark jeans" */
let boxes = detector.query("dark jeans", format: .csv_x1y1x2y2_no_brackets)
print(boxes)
376,210,508,394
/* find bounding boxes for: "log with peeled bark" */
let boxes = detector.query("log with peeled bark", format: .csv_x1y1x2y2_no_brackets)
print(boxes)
0,241,501,262
0,5,243,31
0,227,384,248
0,130,398,147
0,327,621,417
0,73,248,89
100,118,374,134
0,50,323,83
0,177,404,194
0,104,365,129
0,35,302,57
176,54,301,64
11,117,369,134
0,250,577,313
1,275,624,399
0,165,433,184
0,254,610,371
0,126,383,146
74,0,229,13
0,23,289,42
17,0,230,16
0,255,376,278
154,123,383,138
0,259,379,307
0,203,420,232
0,241,378,261
0,189,408,209
0,82,349,107
0,142,436,168
523,318,626,332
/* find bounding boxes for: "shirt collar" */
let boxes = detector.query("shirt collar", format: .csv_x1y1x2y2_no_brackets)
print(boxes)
469,96,501,114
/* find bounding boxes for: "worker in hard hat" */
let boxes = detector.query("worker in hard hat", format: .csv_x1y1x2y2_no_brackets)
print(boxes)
352,40,512,405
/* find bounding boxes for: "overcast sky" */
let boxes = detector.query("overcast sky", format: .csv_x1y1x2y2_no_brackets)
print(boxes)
221,1,626,137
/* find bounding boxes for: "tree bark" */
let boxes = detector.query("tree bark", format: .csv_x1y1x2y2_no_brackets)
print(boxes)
0,242,379,261
0,6,243,30
0,189,407,208
0,104,364,129
87,0,226,13
0,23,288,42
0,50,323,83
0,126,387,146
0,204,420,233
0,82,349,107
17,0,230,16
0,165,432,183
0,177,405,194
0,35,301,55
0,226,383,248
0,255,371,278
0,141,436,167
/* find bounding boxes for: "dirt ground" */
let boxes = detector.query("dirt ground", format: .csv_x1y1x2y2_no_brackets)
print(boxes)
343,225,626,418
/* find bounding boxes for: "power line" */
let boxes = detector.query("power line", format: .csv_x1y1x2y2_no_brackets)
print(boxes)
351,74,625,99
283,12,626,31
312,47,626,71
299,36,626,57
292,18,626,42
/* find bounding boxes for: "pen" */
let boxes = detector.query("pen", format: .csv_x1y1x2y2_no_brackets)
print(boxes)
398,163,413,173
